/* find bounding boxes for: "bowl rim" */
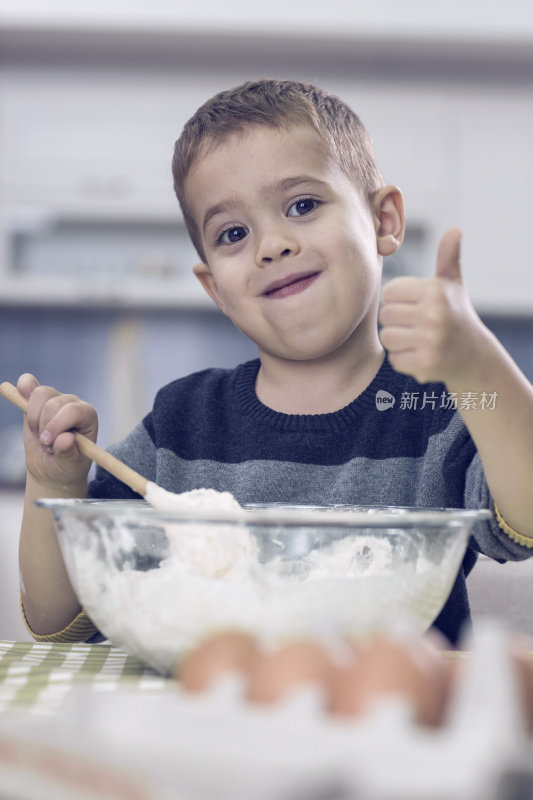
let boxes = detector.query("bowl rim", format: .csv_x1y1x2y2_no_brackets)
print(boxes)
35,497,492,529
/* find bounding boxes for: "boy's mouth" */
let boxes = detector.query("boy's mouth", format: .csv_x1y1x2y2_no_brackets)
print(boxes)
262,271,321,299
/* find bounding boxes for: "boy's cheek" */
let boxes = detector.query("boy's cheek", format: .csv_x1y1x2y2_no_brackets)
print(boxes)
192,263,227,311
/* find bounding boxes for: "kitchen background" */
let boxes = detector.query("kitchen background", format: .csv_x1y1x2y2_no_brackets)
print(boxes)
1,0,533,640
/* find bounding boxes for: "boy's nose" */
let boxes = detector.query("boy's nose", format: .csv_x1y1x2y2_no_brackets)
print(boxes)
255,229,301,266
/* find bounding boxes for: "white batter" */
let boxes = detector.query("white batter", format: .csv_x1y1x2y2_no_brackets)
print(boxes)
66,489,453,674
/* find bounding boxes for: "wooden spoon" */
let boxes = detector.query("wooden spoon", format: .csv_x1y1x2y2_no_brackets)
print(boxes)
0,381,148,497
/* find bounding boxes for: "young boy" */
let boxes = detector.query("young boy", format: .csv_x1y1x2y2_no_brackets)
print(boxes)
17,79,533,647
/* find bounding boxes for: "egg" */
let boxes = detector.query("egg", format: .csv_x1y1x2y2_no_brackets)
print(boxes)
178,630,261,691
330,631,450,727
247,639,339,705
439,648,464,712
508,635,533,734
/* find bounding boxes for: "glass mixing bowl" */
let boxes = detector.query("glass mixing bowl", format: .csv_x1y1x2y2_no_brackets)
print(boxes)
37,499,490,674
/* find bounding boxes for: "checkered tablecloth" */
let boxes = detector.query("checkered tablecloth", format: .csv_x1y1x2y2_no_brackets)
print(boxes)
0,640,169,716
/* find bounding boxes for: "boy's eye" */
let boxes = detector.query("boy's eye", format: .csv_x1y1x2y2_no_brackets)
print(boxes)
287,197,319,217
218,225,248,245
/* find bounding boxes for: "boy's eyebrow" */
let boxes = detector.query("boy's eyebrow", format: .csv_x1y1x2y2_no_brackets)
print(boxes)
274,175,328,194
201,175,328,233
202,195,241,233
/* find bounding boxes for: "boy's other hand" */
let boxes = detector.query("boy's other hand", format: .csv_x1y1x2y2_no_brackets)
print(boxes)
17,373,98,491
378,228,486,387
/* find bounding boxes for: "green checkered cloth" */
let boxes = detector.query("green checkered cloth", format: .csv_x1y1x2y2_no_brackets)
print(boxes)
0,641,170,716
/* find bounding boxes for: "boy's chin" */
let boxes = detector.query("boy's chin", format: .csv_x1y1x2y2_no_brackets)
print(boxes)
257,341,350,364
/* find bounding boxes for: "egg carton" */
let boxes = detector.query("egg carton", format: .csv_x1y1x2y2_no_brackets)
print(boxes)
0,621,532,800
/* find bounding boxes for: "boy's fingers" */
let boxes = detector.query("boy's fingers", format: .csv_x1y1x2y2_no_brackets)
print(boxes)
37,395,98,449
24,385,60,425
435,227,463,282
17,373,40,400
381,276,423,304
48,431,78,456
21,386,74,445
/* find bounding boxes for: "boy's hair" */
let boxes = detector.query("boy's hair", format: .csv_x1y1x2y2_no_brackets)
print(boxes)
172,79,383,260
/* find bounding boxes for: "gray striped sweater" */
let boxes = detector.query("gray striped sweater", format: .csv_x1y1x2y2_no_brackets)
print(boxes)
88,357,531,644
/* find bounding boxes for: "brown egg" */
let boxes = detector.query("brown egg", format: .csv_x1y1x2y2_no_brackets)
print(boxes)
178,631,261,692
330,632,450,727
509,636,533,734
439,648,465,715
247,639,339,705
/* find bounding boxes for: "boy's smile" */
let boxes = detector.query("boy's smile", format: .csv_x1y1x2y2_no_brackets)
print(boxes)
186,124,388,368
262,270,321,299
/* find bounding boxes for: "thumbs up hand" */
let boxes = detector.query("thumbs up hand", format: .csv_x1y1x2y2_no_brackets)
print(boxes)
434,226,463,282
379,228,483,386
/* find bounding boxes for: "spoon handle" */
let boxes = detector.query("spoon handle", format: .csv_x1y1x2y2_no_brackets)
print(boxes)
0,381,148,497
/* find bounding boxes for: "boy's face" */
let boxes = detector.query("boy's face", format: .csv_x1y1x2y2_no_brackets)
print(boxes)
186,124,385,363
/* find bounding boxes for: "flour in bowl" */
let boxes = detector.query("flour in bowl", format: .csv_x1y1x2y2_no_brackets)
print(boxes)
65,494,455,675
141,485,253,578
144,483,243,514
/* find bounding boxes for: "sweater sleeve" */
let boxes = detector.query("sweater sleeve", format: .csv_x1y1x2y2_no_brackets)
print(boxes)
493,503,533,550
88,420,156,500
21,594,102,643
465,451,533,561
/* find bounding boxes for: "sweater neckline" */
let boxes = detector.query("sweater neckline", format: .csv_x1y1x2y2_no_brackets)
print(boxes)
234,357,402,432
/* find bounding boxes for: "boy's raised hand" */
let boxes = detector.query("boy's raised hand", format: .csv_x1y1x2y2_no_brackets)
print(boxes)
17,373,98,491
378,228,485,388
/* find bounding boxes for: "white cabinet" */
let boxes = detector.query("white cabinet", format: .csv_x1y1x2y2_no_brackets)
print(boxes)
334,82,460,278
339,82,533,314
458,90,533,313
0,72,182,213
0,71,217,307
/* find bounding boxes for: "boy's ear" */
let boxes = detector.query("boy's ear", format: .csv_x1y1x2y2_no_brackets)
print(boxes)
372,185,405,257
193,262,226,313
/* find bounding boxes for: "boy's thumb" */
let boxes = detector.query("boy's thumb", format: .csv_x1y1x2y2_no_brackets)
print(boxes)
435,227,463,282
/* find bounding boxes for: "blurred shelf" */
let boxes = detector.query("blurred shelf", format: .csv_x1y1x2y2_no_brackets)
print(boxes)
0,206,214,309
0,277,216,310
2,21,533,83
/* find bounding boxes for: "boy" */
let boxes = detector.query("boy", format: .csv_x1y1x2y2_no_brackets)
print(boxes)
17,79,533,646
